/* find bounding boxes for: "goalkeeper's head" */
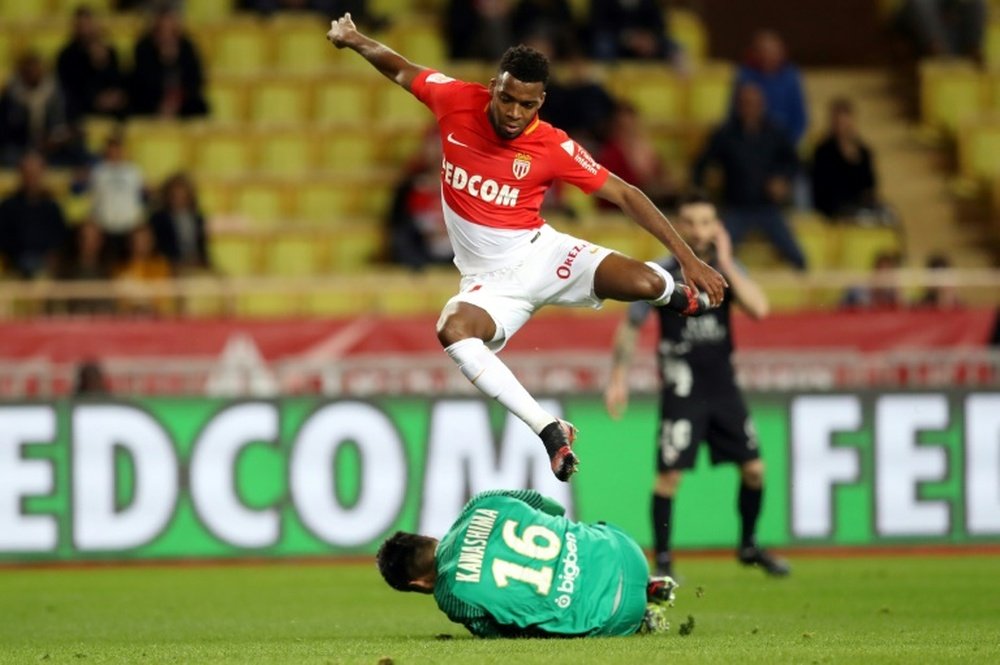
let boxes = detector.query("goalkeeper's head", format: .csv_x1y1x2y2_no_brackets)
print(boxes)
376,531,439,594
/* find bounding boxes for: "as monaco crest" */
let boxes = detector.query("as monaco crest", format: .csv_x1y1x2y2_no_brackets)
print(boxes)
512,152,532,180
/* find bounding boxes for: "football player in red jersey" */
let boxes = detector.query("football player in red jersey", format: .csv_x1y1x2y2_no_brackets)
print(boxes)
327,13,727,482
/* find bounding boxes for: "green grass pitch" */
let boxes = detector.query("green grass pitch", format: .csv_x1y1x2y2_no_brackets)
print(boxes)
2,555,998,664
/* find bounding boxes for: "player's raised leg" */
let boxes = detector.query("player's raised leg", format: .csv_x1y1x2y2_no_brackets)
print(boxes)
437,301,579,481
593,252,712,315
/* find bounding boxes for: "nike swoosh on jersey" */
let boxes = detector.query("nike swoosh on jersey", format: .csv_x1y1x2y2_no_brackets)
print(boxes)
446,132,470,148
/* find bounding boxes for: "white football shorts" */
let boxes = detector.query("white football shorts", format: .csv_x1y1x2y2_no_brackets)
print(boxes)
444,223,614,352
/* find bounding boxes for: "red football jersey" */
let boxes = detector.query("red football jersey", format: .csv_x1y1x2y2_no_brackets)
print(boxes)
410,69,609,231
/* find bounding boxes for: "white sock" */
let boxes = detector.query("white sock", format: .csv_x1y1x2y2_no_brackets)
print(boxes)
445,338,555,434
644,261,676,306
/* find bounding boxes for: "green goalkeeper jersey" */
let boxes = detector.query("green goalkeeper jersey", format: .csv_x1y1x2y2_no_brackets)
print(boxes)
433,490,649,638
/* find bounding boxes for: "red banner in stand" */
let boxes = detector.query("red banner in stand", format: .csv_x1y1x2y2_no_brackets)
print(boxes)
0,309,996,362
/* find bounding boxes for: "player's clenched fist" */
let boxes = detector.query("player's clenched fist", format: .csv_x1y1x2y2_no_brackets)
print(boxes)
326,13,357,48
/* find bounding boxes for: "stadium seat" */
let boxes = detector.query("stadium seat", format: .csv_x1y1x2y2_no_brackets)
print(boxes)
314,133,380,173
296,180,360,222
327,225,384,268
792,213,835,271
380,128,427,167
51,0,113,11
250,80,312,126
237,292,302,317
383,20,446,70
986,20,1000,71
211,25,270,76
313,79,372,125
0,0,49,22
611,69,684,125
272,17,335,75
687,63,733,125
193,132,255,178
835,225,902,271
961,122,1000,180
210,235,261,276
183,0,234,24
257,132,316,177
307,290,368,315
83,116,122,154
668,8,709,63
263,235,325,276
196,179,232,217
230,181,292,228
126,123,191,183
21,23,67,65
207,80,248,125
374,85,430,128
919,60,984,133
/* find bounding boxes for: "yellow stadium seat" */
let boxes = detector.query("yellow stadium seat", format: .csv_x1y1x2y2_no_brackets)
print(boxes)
211,26,269,76
250,80,311,126
688,63,733,125
237,292,302,317
194,132,255,177
83,116,122,154
381,127,426,166
611,71,684,125
272,18,336,75
307,290,368,315
919,60,984,132
20,24,67,65
210,235,260,276
960,122,1000,179
127,123,191,183
257,132,316,177
986,21,1000,71
791,213,835,271
668,8,708,63
196,179,232,217
314,133,380,172
0,0,49,22
735,237,783,270
263,235,324,276
327,225,384,268
313,79,372,125
231,181,291,228
374,85,430,128
207,80,248,124
385,20,446,70
835,225,902,271
184,0,234,24
296,181,359,222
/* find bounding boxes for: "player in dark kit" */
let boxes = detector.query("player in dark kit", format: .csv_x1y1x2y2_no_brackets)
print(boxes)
605,193,790,577
326,13,727,483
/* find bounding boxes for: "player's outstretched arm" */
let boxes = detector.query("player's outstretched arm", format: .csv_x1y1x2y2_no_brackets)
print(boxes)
326,13,425,91
605,317,640,419
596,174,728,305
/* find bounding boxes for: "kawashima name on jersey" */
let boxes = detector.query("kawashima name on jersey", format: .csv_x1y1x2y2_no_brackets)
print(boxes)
411,69,609,232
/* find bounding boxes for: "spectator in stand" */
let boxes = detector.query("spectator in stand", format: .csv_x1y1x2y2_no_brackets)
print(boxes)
445,0,515,61
596,101,676,211
588,0,676,62
130,7,208,118
56,6,128,121
0,51,85,167
149,172,209,273
89,134,146,263
811,97,883,222
0,152,68,279
534,39,616,152
896,0,986,59
841,250,904,309
115,224,175,315
915,253,962,308
61,222,116,314
74,359,110,396
386,128,453,271
693,82,806,270
732,30,807,147
512,0,578,57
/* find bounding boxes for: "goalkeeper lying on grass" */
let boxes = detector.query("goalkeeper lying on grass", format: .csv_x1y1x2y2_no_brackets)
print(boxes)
376,489,677,637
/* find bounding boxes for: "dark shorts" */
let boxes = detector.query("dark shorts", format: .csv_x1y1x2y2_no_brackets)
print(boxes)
656,390,759,472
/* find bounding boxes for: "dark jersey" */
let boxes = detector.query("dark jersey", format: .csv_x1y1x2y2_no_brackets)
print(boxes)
627,256,738,397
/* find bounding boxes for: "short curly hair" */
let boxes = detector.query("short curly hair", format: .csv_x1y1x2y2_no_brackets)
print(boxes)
498,45,550,86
